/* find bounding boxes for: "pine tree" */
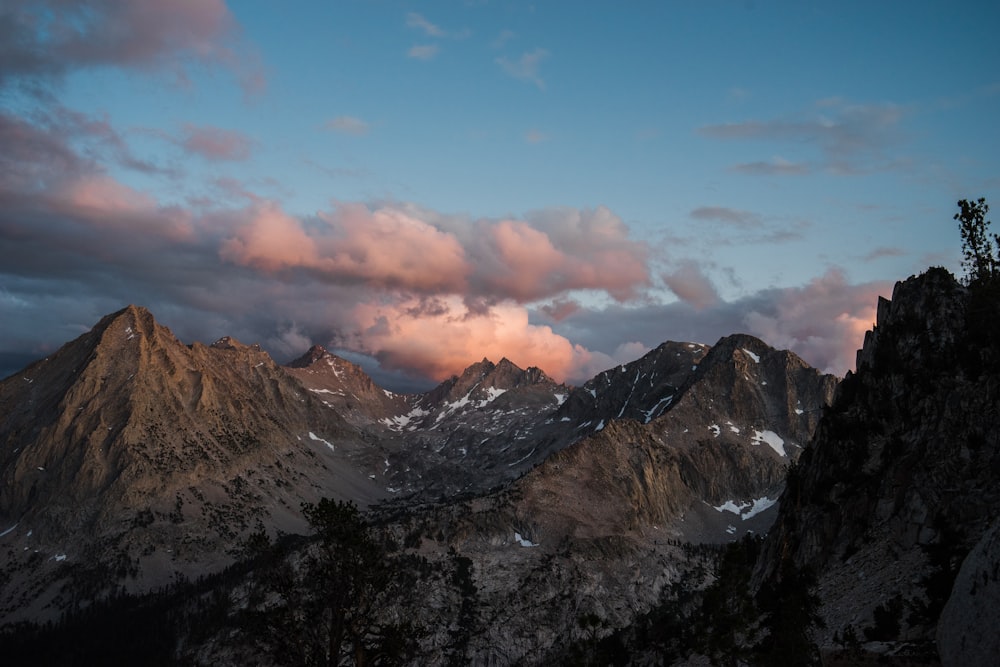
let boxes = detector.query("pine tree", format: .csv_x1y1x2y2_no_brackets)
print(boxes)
955,197,999,286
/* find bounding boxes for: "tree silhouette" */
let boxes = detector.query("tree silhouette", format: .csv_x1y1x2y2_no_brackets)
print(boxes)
244,499,418,666
955,197,998,286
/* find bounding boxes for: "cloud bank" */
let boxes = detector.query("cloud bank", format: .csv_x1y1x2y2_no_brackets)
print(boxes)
0,1,898,390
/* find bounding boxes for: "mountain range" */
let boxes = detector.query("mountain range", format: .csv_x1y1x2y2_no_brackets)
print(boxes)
0,267,997,665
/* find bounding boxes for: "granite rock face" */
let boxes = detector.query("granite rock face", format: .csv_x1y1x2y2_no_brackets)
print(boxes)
937,517,1000,667
755,268,1000,657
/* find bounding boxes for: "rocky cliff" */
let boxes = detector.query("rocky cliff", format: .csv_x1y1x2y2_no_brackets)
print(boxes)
755,267,1000,660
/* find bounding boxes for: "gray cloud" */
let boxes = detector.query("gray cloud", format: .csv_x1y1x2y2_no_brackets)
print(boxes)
700,100,905,174
690,206,761,227
541,268,892,382
0,0,264,95
731,158,809,175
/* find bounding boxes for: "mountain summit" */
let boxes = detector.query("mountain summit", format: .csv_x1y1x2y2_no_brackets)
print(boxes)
0,306,378,624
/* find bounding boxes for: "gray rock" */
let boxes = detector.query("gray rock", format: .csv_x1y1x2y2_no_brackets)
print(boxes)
938,517,1000,667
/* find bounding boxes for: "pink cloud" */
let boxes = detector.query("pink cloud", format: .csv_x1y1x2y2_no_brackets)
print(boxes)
180,124,253,161
315,205,470,292
219,202,650,302
220,202,471,292
662,261,721,310
472,206,650,301
1,0,264,94
219,202,319,271
350,297,593,383
56,176,194,241
742,269,890,375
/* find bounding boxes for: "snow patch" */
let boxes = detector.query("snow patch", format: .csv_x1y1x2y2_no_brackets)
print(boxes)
714,497,778,521
483,386,507,402
514,532,539,548
643,394,673,423
742,348,760,363
594,420,605,432
751,429,786,456
0,523,17,538
587,388,597,398
308,432,335,452
708,424,721,437
508,447,537,467
553,393,567,406
795,408,804,415
53,554,67,562
381,406,430,430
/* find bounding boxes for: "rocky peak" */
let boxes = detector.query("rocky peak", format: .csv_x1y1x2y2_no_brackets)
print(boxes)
286,344,331,368
855,266,968,374
754,267,1000,653
209,335,262,352
421,356,558,408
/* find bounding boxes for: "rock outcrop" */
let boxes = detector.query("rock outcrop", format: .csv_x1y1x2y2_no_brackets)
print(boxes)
755,267,1000,657
937,517,1000,667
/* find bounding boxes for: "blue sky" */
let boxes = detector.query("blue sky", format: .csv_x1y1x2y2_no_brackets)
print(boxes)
1,1,997,389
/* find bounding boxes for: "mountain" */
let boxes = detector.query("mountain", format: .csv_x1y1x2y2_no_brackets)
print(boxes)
754,267,1000,663
0,303,837,657
430,334,836,552
0,306,383,624
284,345,410,426
333,334,837,663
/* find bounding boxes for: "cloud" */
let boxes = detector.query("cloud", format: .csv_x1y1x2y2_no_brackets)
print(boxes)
739,269,887,375
700,100,905,174
539,298,581,322
691,206,761,227
218,202,650,303
403,12,468,42
861,246,906,262
406,12,446,38
0,98,884,389
220,202,471,292
731,156,809,175
350,296,593,383
688,205,808,246
472,206,650,301
496,48,548,90
0,0,264,95
662,261,721,310
180,123,253,161
407,44,439,61
325,116,370,136
545,268,891,377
